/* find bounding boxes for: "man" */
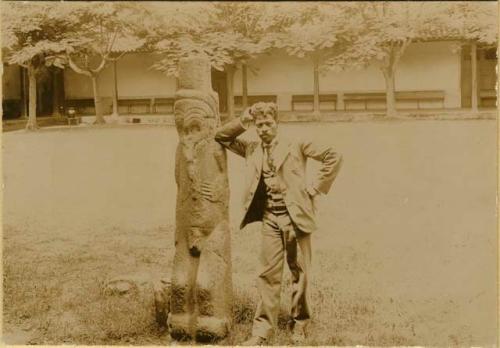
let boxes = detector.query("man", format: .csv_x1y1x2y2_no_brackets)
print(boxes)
214,102,343,345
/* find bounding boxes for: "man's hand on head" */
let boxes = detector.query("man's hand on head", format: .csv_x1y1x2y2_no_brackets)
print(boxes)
239,107,254,129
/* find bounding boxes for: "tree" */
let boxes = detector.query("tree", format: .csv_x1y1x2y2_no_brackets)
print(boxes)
322,2,497,117
151,2,277,120
432,2,498,111
270,3,347,115
48,2,147,124
149,2,213,76
438,2,497,46
1,1,72,130
204,2,279,118
320,2,434,117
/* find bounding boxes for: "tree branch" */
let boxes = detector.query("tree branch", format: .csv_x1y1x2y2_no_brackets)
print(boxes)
90,57,107,74
107,28,119,54
107,51,126,62
392,39,411,67
68,55,92,76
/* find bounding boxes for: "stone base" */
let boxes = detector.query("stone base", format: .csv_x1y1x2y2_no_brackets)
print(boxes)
153,278,171,328
167,313,192,341
103,273,171,329
195,315,230,343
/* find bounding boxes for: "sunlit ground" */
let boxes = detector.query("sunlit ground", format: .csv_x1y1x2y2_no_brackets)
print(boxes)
2,120,497,345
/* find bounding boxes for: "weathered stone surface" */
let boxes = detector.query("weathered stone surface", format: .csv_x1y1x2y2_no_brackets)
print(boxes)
154,278,171,328
103,274,152,297
169,55,232,343
103,274,171,328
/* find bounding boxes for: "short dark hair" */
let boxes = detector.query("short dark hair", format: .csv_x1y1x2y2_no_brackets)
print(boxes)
250,102,278,122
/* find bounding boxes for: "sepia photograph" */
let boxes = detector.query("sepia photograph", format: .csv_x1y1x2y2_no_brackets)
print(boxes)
1,1,498,346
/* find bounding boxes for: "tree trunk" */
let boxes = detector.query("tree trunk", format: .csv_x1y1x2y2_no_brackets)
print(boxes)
25,64,38,130
382,67,397,118
242,63,248,109
91,75,105,124
471,42,478,112
111,60,119,118
313,56,320,116
225,65,235,121
20,67,28,118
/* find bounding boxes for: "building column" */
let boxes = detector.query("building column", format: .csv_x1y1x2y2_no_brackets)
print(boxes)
313,55,320,115
337,92,344,111
242,63,248,109
20,67,28,118
112,60,119,117
471,42,479,112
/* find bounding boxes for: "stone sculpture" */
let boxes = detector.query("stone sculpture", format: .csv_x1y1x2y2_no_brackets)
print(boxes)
167,56,232,342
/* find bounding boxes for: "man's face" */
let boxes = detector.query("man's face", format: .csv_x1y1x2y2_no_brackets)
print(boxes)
254,113,278,144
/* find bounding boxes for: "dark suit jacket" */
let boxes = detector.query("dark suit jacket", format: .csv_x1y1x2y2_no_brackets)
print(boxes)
215,118,342,233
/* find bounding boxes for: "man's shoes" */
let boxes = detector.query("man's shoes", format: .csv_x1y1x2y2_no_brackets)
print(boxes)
241,336,268,346
291,321,308,345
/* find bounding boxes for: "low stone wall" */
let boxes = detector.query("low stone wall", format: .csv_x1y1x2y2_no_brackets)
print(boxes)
79,115,175,125
3,110,496,132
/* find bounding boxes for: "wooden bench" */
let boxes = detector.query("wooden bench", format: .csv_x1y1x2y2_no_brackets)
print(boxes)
343,90,445,110
395,90,445,109
291,94,337,111
152,97,175,114
118,98,152,114
343,92,386,110
480,89,496,107
65,98,95,115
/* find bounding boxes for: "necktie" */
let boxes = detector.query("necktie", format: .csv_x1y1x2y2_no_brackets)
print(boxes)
263,143,275,172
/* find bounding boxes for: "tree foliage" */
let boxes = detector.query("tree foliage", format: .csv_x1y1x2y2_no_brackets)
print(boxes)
434,2,498,46
2,1,497,121
45,2,147,74
1,2,71,69
151,2,278,76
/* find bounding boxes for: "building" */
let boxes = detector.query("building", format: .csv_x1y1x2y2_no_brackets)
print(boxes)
1,41,497,120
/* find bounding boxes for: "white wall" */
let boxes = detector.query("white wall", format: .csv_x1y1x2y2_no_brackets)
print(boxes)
64,53,177,99
397,42,461,108
234,41,462,110
63,41,462,110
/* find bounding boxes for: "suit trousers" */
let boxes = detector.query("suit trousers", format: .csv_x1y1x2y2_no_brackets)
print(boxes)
252,208,312,339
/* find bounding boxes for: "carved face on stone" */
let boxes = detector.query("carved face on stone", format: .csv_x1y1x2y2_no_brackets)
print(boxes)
175,99,215,146
174,95,224,230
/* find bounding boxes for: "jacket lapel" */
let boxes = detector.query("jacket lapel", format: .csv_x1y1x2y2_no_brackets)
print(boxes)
249,135,291,173
250,142,263,174
271,136,291,171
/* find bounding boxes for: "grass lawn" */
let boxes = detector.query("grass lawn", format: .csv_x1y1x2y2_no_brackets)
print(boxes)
2,120,497,345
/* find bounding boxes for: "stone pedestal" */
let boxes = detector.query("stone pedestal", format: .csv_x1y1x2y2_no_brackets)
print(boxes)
103,274,171,329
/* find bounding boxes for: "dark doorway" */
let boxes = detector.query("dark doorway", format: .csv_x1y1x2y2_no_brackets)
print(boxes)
211,68,227,113
460,45,497,108
34,67,65,117
36,66,54,116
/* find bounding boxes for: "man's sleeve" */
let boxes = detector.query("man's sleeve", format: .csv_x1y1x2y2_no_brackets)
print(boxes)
214,118,252,158
300,138,343,195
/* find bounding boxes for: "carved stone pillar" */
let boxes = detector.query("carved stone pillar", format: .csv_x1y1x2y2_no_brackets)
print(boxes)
168,56,232,343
